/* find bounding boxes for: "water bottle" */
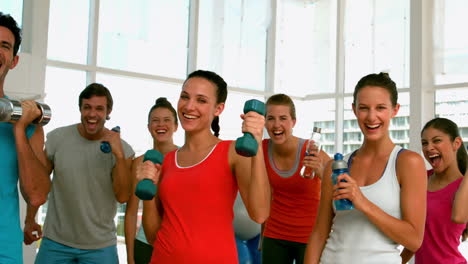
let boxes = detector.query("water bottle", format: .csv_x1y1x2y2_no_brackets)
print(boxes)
100,126,120,153
300,127,322,179
332,153,354,211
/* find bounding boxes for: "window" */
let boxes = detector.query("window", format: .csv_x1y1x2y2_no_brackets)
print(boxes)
197,0,268,90
435,88,468,145
275,0,337,96
98,0,190,78
434,0,468,85
344,0,410,92
47,0,89,63
296,99,336,155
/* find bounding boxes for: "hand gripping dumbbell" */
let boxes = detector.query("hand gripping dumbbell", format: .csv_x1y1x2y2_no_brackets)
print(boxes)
100,126,121,153
135,149,164,200
235,99,266,157
0,98,52,125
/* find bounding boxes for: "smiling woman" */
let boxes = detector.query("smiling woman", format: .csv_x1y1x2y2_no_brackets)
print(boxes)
304,73,427,264
400,118,468,264
137,70,271,264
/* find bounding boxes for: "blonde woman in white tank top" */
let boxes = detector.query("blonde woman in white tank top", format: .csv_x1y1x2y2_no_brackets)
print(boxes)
304,73,427,264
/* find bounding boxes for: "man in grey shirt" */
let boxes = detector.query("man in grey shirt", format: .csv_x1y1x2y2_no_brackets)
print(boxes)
24,83,134,264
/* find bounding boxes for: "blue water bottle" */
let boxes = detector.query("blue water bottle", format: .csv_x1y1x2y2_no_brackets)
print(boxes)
332,153,354,211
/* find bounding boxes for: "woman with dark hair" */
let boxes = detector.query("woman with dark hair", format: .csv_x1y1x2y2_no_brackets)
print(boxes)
304,72,427,264
125,97,178,264
261,93,330,264
137,70,270,264
401,117,468,264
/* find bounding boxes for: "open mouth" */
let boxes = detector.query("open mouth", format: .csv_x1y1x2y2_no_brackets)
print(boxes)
428,153,441,168
86,120,98,130
156,129,167,135
272,130,284,136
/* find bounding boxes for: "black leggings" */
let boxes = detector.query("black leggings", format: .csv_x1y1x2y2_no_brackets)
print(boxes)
134,239,153,264
261,237,306,264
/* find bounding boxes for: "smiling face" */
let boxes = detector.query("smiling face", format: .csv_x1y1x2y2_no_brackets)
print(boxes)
177,77,224,134
148,107,178,143
352,85,399,142
0,26,19,86
421,127,461,173
265,104,296,145
79,95,109,140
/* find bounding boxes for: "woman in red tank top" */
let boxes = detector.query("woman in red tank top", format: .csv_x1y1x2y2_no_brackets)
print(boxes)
261,94,330,264
136,70,271,264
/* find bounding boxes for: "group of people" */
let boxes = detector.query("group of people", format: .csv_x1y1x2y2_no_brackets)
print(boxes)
2,11,468,264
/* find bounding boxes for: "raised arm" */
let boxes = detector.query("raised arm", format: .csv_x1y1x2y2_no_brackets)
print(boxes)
334,151,427,252
14,101,51,206
125,156,143,264
136,160,163,245
304,160,335,264
104,128,133,203
232,111,271,224
452,173,468,224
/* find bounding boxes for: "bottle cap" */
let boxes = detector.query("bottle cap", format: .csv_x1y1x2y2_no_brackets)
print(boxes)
313,127,321,133
332,153,347,170
334,153,343,160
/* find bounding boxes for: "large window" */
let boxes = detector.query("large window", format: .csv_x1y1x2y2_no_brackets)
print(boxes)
197,0,268,90
434,0,468,85
98,0,189,78
433,0,468,149
24,0,468,262
344,0,410,92
47,0,89,64
275,0,337,96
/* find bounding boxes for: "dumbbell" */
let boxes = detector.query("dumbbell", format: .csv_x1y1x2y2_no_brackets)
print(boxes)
0,98,52,126
135,149,164,200
100,126,120,153
235,99,266,157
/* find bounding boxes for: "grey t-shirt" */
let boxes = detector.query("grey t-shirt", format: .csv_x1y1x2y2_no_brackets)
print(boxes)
43,124,134,249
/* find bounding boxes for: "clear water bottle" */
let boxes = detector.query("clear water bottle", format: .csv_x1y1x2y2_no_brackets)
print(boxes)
300,127,322,179
332,153,354,211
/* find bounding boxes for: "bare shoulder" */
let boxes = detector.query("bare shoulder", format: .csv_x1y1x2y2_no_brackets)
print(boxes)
397,150,425,168
396,150,426,184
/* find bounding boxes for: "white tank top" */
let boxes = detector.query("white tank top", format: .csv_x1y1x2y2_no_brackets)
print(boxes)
320,145,403,264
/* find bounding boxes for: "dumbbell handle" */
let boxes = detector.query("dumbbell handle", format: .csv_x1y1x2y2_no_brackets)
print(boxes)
0,98,52,126
135,150,164,200
235,99,265,157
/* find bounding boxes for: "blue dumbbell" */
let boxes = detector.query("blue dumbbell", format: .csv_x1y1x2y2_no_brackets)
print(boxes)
135,149,164,200
100,126,121,153
235,99,266,157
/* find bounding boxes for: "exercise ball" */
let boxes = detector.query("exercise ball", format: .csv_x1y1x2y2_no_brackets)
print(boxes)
233,192,261,240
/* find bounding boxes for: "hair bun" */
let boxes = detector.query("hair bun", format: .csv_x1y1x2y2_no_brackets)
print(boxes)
155,97,168,104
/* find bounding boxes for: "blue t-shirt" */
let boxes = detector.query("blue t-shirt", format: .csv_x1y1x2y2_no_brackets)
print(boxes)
0,122,36,264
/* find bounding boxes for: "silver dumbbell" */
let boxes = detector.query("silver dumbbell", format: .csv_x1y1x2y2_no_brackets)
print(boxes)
0,97,52,126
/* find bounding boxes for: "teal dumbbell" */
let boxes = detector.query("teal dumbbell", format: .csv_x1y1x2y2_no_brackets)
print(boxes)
100,126,120,153
235,99,266,157
135,149,164,200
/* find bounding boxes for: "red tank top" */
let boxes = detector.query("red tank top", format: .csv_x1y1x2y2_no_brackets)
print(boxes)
262,139,321,243
150,141,238,264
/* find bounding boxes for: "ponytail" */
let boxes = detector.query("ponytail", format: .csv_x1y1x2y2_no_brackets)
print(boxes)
211,116,220,137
